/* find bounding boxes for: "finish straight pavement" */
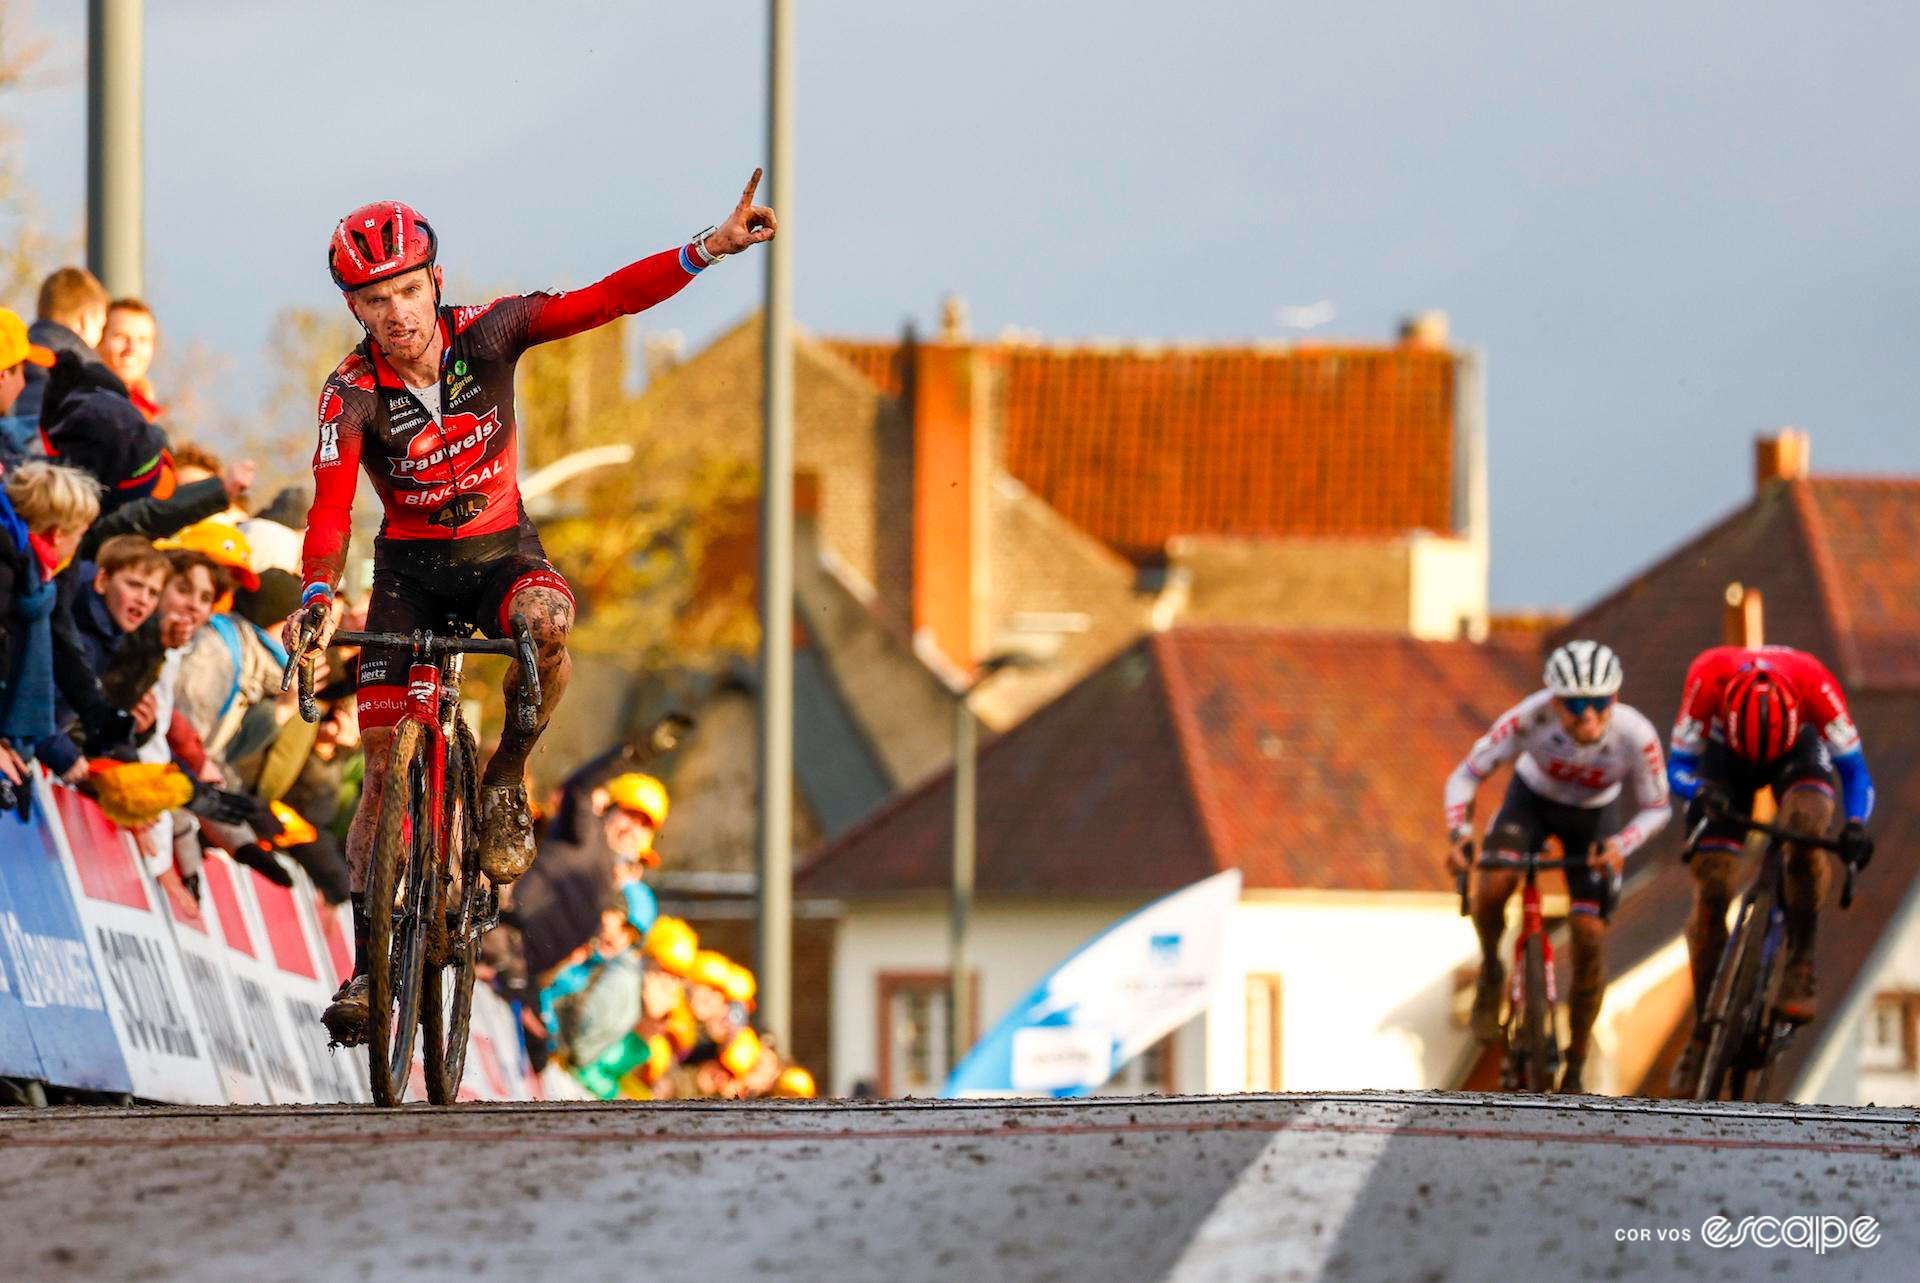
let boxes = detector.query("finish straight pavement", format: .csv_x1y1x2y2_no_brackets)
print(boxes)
1,1090,1915,1282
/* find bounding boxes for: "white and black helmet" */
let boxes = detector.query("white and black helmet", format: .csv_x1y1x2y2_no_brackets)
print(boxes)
1544,640,1623,699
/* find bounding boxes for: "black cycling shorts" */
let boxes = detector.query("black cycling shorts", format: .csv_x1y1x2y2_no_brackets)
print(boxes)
1483,776,1622,919
355,520,572,729
1692,725,1838,855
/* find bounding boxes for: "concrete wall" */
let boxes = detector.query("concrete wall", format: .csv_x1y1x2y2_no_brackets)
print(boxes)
1408,531,1489,642
830,899,1150,1097
1205,893,1480,1092
832,892,1478,1098
1167,535,1414,633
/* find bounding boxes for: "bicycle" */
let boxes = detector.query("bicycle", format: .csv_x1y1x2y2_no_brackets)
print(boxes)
1458,843,1588,1092
1681,802,1856,1103
286,611,541,1106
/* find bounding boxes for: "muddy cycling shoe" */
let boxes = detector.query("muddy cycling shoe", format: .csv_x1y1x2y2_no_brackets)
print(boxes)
1778,955,1818,1024
1557,1055,1587,1095
1470,961,1506,1042
322,974,371,1047
1668,1036,1706,1097
477,782,535,885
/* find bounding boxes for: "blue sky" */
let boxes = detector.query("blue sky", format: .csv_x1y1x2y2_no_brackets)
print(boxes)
8,1,1918,608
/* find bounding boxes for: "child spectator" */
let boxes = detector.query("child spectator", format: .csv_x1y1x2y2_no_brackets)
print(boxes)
36,535,169,779
97,299,161,422
0,462,103,775
172,443,250,524
16,266,111,423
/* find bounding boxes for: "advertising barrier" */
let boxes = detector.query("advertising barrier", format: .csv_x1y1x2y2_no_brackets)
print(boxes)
0,797,130,1093
0,770,534,1105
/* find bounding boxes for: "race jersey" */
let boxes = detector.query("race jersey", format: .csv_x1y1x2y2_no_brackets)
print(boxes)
299,246,708,594
1668,644,1874,821
1445,689,1673,857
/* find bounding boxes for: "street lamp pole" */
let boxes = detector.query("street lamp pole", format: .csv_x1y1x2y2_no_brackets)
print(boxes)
949,694,978,1069
947,651,1040,1075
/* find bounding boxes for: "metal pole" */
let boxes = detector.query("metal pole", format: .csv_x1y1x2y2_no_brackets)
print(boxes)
949,695,976,1071
755,0,796,1053
86,0,143,297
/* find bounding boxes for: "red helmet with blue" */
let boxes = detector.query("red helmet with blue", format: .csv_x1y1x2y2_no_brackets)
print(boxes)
326,201,437,293
1722,664,1799,762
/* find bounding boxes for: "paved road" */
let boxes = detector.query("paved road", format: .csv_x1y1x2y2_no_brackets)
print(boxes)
2,1091,1914,1282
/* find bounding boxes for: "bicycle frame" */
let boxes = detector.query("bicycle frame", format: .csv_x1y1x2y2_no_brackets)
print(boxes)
1460,845,1581,1091
1684,806,1854,1102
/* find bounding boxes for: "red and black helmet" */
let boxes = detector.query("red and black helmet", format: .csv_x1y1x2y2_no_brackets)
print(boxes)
1722,665,1800,762
326,201,437,292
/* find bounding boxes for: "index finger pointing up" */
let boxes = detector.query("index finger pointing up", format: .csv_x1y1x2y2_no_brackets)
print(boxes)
738,168,764,210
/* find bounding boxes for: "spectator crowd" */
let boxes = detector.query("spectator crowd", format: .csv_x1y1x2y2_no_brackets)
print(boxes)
0,266,814,1102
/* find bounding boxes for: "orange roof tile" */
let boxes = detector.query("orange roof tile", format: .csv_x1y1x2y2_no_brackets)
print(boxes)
826,339,1459,561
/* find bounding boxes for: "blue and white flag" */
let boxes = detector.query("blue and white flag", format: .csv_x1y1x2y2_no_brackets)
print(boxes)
943,869,1241,1098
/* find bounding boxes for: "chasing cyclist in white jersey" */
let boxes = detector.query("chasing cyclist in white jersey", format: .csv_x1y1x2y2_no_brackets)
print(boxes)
1444,640,1671,1093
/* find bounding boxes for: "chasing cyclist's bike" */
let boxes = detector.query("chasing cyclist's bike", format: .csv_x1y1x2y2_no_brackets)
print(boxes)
287,613,541,1106
1682,803,1856,1103
1459,843,1587,1092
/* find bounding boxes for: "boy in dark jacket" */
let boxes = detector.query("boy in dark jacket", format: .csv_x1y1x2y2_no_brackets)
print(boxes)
37,535,169,777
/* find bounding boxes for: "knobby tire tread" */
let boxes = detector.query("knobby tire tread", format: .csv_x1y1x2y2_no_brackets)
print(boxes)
369,719,429,1107
1522,935,1552,1093
1698,866,1776,1101
423,721,482,1104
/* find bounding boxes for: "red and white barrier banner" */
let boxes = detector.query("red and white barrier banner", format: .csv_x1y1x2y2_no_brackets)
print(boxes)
11,773,540,1104
41,777,227,1105
151,863,274,1104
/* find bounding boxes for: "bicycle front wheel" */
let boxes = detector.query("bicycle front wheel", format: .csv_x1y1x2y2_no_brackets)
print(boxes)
1698,891,1772,1101
422,720,481,1105
1521,935,1554,1092
369,719,434,1107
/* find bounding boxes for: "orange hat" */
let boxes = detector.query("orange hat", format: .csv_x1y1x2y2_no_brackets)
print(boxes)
720,1027,763,1076
643,916,699,976
690,949,734,991
719,962,757,1009
773,1066,816,1098
0,309,53,370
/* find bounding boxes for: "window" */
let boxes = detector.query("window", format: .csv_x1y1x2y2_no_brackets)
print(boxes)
876,972,975,1097
1246,973,1283,1091
1862,991,1920,1073
1098,1035,1176,1096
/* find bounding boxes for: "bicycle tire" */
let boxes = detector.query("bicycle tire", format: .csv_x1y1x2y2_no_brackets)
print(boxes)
1521,935,1553,1092
368,719,433,1107
422,721,481,1105
1697,871,1776,1101
1741,926,1792,1102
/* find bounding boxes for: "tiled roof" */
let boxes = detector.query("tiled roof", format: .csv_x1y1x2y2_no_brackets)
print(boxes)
825,339,1460,562
798,628,1538,898
1555,473,1920,1094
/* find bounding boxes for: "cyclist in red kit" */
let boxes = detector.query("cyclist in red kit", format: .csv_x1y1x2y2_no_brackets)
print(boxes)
287,174,775,1041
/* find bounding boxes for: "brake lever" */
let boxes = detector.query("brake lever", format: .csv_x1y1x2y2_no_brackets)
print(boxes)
510,613,541,734
1841,861,1856,911
280,612,323,724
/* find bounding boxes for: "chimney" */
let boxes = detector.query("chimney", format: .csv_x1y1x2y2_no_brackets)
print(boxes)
939,295,970,342
1398,310,1450,349
1754,429,1810,489
911,341,989,673
1723,582,1764,647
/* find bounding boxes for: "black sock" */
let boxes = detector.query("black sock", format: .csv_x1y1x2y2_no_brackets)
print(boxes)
351,892,370,977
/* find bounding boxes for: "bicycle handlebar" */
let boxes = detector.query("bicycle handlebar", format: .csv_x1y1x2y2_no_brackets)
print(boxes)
285,614,545,728
1683,802,1858,909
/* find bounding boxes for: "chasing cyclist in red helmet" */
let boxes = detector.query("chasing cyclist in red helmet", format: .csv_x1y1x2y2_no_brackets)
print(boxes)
1664,644,1875,1092
287,176,775,1043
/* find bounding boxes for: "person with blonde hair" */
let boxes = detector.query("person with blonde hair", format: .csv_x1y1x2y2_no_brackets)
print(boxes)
0,462,102,777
